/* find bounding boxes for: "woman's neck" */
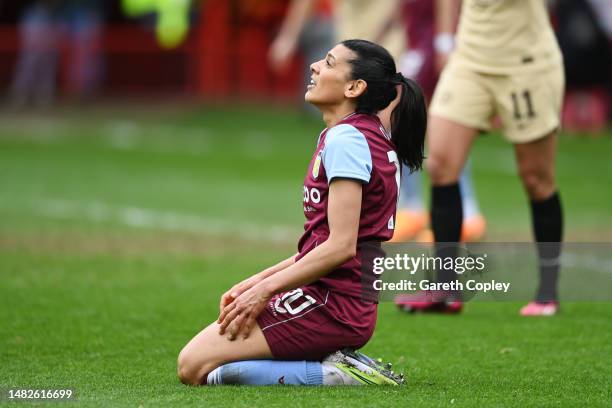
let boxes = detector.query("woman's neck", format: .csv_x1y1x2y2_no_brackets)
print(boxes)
321,104,356,128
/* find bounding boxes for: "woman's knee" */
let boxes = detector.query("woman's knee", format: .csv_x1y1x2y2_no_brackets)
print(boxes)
518,167,555,200
426,153,461,185
177,345,219,385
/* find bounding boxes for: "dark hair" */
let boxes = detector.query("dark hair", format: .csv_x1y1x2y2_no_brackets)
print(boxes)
341,39,427,173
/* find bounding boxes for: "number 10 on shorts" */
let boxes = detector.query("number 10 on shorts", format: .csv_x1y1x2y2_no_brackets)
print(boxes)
274,289,317,315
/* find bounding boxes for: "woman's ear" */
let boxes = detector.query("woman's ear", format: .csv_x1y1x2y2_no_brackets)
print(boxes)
345,79,367,99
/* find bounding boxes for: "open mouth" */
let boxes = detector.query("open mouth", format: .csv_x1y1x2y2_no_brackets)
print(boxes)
307,78,316,90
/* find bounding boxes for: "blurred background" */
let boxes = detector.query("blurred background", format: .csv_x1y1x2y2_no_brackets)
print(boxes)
0,0,316,107
0,0,610,243
0,0,609,129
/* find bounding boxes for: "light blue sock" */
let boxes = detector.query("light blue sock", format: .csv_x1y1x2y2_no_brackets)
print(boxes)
207,360,323,385
400,160,481,217
459,160,481,218
399,165,425,211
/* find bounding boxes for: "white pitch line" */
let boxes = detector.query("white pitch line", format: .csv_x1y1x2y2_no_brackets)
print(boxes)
560,253,612,274
21,199,299,244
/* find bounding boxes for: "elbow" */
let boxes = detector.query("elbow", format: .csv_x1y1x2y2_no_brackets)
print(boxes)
331,239,357,263
345,244,357,260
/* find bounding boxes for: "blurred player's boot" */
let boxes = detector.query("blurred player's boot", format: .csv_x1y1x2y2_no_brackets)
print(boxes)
414,228,434,243
461,214,487,242
395,291,463,314
519,301,559,316
390,210,428,242
323,349,404,385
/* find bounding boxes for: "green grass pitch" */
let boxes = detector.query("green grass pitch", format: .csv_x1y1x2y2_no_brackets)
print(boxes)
1,106,611,406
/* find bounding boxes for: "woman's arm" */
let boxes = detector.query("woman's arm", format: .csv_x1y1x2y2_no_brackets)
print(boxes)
260,179,362,293
268,0,316,72
434,0,461,72
218,179,362,339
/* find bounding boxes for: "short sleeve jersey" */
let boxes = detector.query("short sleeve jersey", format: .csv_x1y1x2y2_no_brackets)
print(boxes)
453,0,562,75
297,113,400,299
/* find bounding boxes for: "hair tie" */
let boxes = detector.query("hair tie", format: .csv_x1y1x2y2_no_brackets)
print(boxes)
394,72,405,83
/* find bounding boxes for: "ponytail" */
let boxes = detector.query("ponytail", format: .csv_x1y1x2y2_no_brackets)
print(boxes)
390,74,427,173
341,40,427,173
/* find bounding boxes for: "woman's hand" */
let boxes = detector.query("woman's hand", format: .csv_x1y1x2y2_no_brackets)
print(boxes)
217,254,297,333
218,283,272,340
218,274,264,316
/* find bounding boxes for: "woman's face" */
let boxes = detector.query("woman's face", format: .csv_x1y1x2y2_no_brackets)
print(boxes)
305,44,356,107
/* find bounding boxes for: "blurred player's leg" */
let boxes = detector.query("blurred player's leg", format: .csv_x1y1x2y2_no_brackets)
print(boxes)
382,85,431,243
514,132,563,315
396,56,492,312
10,3,59,108
428,116,475,301
395,116,477,313
391,168,428,242
419,59,491,247
394,159,486,243
400,166,424,212
514,132,558,201
298,14,335,115
394,0,486,244
493,56,564,315
428,116,478,288
460,160,487,242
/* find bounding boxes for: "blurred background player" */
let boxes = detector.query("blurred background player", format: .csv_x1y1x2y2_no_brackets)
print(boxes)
331,0,485,243
333,0,405,61
332,0,405,141
268,0,335,113
391,0,486,243
8,0,62,108
8,0,103,108
396,0,565,316
270,1,410,129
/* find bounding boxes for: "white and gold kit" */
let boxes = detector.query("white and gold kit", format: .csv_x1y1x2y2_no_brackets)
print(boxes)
430,0,565,142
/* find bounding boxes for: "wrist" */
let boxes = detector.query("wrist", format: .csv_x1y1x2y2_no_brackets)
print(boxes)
256,279,277,299
434,33,455,54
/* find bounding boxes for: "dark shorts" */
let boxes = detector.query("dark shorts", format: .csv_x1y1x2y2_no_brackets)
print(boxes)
256,283,377,361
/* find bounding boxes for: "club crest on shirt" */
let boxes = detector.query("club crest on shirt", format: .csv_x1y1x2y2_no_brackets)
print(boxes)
312,152,322,179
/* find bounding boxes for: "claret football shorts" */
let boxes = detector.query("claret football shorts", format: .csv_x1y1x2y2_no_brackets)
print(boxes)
256,283,377,361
